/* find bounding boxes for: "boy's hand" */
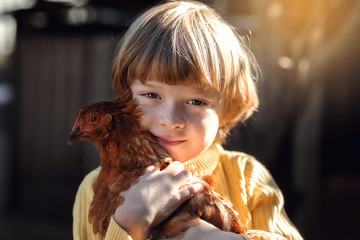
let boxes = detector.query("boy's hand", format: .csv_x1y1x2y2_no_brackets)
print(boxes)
113,161,204,240
180,219,249,240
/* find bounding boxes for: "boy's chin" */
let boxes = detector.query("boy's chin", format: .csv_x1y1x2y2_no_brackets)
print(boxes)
167,150,200,163
165,150,188,163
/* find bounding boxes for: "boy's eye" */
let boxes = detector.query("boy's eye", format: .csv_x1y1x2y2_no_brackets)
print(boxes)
187,99,206,106
144,92,158,98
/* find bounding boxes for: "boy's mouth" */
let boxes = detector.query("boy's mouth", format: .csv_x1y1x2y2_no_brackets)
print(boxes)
156,136,187,146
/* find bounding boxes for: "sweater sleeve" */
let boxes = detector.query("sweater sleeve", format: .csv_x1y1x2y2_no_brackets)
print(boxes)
73,168,133,240
244,157,303,240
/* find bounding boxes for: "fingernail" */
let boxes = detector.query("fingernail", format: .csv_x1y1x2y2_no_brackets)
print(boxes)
173,161,182,166
146,165,155,171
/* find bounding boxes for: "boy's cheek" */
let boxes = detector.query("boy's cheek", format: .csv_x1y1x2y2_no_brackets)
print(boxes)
138,113,152,130
138,117,148,130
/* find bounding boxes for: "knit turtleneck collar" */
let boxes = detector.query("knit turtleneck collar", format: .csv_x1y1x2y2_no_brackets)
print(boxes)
183,143,223,176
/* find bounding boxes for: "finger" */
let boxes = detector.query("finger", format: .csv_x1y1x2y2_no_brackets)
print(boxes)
146,165,156,172
185,182,204,196
172,183,204,205
173,169,192,183
153,182,203,227
163,161,184,174
145,164,160,173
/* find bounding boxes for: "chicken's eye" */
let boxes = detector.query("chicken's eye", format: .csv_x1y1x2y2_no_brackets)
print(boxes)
90,115,100,123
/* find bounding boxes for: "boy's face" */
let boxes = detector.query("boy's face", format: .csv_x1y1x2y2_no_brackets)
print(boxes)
130,80,223,163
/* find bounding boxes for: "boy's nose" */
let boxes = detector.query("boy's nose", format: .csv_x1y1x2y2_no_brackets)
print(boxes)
159,104,185,129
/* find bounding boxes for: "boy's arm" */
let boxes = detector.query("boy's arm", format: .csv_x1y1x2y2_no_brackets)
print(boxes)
181,219,251,240
181,219,287,240
245,157,303,240
104,217,133,240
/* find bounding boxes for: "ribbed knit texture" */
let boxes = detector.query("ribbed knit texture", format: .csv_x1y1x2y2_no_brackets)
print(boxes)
73,144,303,240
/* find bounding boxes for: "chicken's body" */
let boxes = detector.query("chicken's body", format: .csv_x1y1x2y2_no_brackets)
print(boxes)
68,91,246,238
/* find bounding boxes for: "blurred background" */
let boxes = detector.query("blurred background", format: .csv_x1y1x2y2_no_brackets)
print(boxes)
0,0,359,239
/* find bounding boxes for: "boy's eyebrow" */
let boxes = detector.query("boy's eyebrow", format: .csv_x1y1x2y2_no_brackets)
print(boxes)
135,81,173,91
131,80,158,90
136,81,161,89
138,80,220,99
141,82,157,87
185,88,222,103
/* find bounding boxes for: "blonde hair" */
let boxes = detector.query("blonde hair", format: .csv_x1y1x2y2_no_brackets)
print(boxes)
112,0,259,142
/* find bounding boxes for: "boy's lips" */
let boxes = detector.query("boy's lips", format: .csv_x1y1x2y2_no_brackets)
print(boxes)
156,136,187,146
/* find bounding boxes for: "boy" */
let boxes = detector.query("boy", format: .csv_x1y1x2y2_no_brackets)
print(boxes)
73,1,303,239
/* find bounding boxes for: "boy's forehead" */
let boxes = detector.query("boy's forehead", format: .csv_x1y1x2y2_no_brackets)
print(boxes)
134,79,220,95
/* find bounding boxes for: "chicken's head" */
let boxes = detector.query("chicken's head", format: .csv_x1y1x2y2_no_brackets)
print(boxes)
68,107,113,146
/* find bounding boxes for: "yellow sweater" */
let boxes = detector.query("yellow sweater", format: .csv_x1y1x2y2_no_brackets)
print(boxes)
73,144,303,240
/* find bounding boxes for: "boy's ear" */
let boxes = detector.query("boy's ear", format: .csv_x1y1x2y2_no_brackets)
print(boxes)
218,100,230,128
219,118,226,128
219,111,230,128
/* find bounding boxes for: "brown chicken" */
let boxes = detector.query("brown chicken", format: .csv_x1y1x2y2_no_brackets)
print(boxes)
68,90,246,239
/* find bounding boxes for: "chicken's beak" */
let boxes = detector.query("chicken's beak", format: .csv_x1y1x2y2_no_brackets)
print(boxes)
68,124,81,146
